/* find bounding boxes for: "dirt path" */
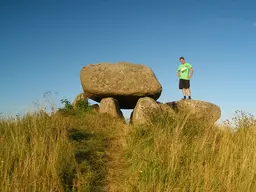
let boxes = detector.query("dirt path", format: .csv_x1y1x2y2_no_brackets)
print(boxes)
104,123,130,192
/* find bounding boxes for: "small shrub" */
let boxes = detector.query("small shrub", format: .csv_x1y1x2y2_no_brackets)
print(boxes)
58,98,73,112
75,99,89,111
57,98,91,116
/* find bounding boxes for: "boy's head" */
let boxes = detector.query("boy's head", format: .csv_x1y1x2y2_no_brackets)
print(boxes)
179,57,185,64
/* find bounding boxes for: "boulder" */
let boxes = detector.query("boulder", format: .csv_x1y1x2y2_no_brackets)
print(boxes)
90,104,99,112
131,97,176,125
72,93,88,108
158,103,177,118
80,62,162,109
167,100,221,125
99,98,124,119
131,99,221,126
131,97,159,125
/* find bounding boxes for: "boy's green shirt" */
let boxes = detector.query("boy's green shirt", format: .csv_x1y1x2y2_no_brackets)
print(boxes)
177,63,192,80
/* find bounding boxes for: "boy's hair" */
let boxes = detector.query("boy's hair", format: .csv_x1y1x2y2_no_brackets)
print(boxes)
179,57,185,60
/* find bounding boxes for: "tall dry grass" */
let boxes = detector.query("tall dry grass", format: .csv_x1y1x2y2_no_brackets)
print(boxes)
0,105,124,192
124,111,256,192
1,99,256,192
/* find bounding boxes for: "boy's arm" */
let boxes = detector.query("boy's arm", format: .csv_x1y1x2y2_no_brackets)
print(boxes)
177,66,181,77
177,71,180,78
189,67,193,78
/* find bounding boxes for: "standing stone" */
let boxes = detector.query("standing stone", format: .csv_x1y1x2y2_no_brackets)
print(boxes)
72,93,88,108
131,97,160,125
131,97,177,125
99,98,124,119
80,62,162,109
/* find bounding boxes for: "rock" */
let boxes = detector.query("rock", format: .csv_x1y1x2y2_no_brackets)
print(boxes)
168,100,221,125
131,97,159,125
158,103,177,117
130,97,176,125
80,62,162,109
131,99,220,126
99,98,124,119
90,104,99,112
165,101,178,110
72,93,88,108
130,98,177,125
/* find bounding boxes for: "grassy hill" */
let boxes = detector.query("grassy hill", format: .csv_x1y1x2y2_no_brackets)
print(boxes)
0,100,256,191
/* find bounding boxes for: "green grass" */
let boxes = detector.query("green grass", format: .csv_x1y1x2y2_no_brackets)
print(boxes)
0,99,256,192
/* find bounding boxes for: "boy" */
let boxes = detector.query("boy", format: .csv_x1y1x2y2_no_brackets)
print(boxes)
177,57,193,100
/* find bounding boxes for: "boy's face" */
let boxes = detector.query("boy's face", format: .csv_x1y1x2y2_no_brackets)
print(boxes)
180,58,185,64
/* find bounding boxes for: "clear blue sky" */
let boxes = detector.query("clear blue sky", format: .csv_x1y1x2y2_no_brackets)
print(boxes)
1,0,256,121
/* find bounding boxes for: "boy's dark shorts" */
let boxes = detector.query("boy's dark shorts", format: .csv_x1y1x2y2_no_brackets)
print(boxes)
179,79,190,89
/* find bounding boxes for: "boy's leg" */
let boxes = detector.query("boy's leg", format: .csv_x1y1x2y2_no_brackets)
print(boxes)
179,79,186,99
187,88,191,99
187,88,191,96
186,80,191,99
182,89,186,99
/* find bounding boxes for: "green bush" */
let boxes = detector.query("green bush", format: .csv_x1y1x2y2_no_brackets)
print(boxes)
57,98,90,116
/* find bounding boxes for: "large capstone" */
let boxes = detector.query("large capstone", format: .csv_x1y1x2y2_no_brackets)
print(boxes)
80,62,162,109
